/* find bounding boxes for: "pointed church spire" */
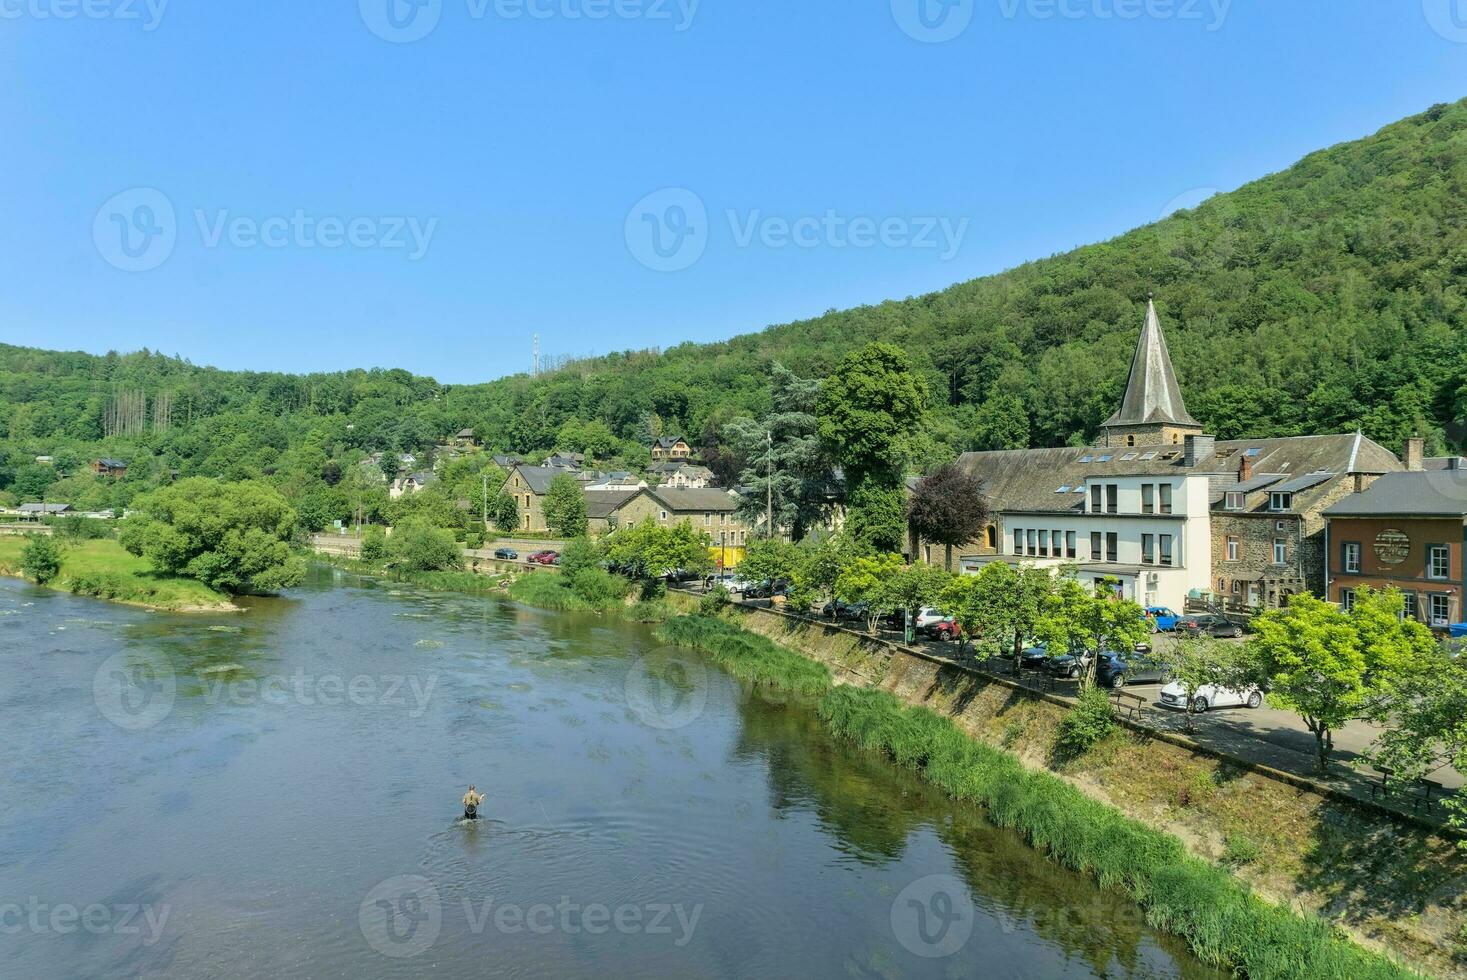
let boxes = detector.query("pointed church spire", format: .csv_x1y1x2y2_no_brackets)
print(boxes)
1103,298,1199,430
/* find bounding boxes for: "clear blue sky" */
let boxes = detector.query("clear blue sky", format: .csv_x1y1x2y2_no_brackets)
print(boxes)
2,1,1465,383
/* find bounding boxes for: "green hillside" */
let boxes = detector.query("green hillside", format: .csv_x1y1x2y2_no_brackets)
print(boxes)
4,97,1467,515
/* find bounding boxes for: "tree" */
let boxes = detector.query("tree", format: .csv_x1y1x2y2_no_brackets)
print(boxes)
906,463,989,570
120,478,306,595
737,537,806,586
387,519,464,572
1156,636,1252,733
834,552,905,632
20,534,64,584
558,536,603,576
542,473,588,537
942,561,1051,663
360,525,388,562
816,342,928,483
877,563,952,634
845,475,908,554
727,364,837,540
970,392,1030,450
490,491,519,533
603,519,712,581
1037,573,1150,688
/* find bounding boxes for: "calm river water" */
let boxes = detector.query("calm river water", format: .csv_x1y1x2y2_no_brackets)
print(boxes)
0,567,1218,979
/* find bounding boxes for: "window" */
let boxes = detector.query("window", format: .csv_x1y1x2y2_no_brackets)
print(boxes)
1273,538,1287,565
1430,594,1451,628
1159,535,1174,567
1054,530,1063,558
1079,455,1094,464
1090,485,1102,513
1340,588,1356,612
1097,455,1113,463
1056,486,1070,494
986,526,997,549
1140,451,1157,461
1226,536,1239,562
1231,580,1241,595
1141,533,1154,565
1027,529,1037,556
1269,492,1293,512
1244,447,1262,457
659,510,668,521
1342,542,1360,574
1065,531,1076,559
1012,529,1023,556
1037,530,1049,558
1429,544,1450,580
1105,484,1118,514
704,514,711,526
1090,531,1102,560
1141,484,1154,514
1403,592,1418,621
1125,434,1136,447
1106,533,1118,563
1224,491,1245,511
1158,483,1173,514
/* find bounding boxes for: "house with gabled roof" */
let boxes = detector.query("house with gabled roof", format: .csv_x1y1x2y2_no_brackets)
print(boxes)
650,436,693,462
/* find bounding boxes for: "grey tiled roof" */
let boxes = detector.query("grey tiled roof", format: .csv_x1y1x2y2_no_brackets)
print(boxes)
1324,471,1467,517
1102,300,1200,428
646,487,738,513
514,465,568,494
585,489,642,519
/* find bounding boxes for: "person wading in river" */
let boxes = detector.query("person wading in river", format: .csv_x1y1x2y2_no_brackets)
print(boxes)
462,785,484,819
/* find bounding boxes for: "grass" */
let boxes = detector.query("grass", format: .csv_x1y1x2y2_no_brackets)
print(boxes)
656,612,1422,980
0,536,235,611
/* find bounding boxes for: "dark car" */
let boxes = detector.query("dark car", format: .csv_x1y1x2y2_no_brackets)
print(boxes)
1045,647,1107,679
744,578,789,600
493,547,519,560
822,600,869,622
1096,651,1172,689
1018,644,1058,672
1176,614,1243,639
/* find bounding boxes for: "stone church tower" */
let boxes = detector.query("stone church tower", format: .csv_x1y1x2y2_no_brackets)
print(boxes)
1099,299,1202,448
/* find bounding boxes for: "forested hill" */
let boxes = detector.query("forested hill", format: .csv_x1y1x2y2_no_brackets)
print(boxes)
4,96,1467,501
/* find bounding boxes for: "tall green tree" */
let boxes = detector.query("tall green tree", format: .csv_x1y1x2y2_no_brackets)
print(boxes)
816,342,928,484
542,473,588,537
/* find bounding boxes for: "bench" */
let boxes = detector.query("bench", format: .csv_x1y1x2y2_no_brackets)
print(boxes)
1110,690,1146,723
1414,778,1444,814
1369,769,1444,815
1368,767,1395,800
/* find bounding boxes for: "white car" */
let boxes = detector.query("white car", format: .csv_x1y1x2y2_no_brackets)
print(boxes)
915,607,949,629
1157,682,1263,712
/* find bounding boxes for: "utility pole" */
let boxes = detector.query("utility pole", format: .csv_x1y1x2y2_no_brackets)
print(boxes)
533,334,540,377
766,429,773,540
481,471,489,533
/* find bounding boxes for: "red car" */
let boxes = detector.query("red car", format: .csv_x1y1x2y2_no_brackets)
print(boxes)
528,550,559,565
921,618,962,642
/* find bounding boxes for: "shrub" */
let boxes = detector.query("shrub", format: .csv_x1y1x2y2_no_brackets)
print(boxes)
360,526,388,562
1055,687,1116,758
20,535,64,584
559,537,603,576
388,520,463,572
567,567,632,606
698,584,730,616
465,529,485,549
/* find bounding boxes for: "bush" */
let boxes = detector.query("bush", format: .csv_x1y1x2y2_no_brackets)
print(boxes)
389,521,463,572
1055,686,1116,758
698,584,730,616
20,535,64,584
567,567,632,606
50,516,111,541
360,526,388,562
559,537,603,576
465,529,485,549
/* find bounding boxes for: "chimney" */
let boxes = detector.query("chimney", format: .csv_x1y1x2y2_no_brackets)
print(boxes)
1404,437,1424,472
1353,473,1379,493
1183,434,1215,468
1238,453,1253,482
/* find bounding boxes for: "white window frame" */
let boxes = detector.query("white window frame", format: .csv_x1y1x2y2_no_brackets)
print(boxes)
1340,588,1356,612
1429,593,1451,628
1224,491,1245,511
1226,536,1239,562
1428,544,1450,580
1273,538,1287,565
1342,542,1360,574
1269,491,1293,512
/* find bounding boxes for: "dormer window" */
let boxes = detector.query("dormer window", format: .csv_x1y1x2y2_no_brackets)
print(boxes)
1268,492,1293,512
1224,491,1245,511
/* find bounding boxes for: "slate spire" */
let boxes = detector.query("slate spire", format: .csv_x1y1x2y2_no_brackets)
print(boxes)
1103,299,1199,428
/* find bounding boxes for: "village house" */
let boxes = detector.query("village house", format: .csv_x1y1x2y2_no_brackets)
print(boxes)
91,457,128,478
654,463,716,489
1324,458,1467,633
650,436,693,462
612,487,752,564
949,299,1405,612
389,470,437,499
502,464,563,532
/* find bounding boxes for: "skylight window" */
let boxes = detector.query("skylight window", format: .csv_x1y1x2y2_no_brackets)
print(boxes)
1056,486,1070,493
1244,448,1263,457
1073,486,1086,493
1140,452,1157,460
1120,452,1138,461
1078,455,1094,463
1097,455,1113,462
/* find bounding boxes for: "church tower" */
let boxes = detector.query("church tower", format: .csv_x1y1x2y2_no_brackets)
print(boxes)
1100,299,1202,448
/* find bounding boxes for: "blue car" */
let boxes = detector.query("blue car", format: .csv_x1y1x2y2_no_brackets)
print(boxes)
1145,606,1180,632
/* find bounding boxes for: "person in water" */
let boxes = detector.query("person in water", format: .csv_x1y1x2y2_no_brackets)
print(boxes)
462,785,484,818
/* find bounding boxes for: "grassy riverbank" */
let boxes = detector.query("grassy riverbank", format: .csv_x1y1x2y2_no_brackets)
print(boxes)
0,537,235,612
655,613,1424,980
316,554,508,596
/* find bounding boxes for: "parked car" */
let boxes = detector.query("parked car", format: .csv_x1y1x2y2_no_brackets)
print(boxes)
1018,643,1061,672
822,600,869,622
493,548,519,560
922,619,962,642
1175,614,1243,639
914,607,949,629
1096,651,1172,689
1144,606,1180,632
1045,647,1109,679
1158,682,1263,712
528,550,559,565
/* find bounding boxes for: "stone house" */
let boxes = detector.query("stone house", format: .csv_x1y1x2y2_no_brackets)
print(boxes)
650,437,693,462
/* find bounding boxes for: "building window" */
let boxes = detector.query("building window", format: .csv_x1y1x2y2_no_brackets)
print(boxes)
1037,530,1049,558
1090,531,1102,561
1342,542,1360,574
1430,593,1451,628
1269,492,1293,512
986,526,997,549
1429,544,1450,580
1226,536,1239,562
1159,534,1174,567
1013,529,1023,556
1065,531,1076,559
1224,491,1245,511
1105,484,1118,514
1126,434,1136,447
1027,529,1037,556
1141,484,1154,514
1106,533,1118,563
704,514,711,526
660,510,668,521
1158,483,1173,515
1402,592,1418,621
1230,580,1241,595
1090,485,1102,514
1273,539,1287,565
1341,588,1356,612
1141,534,1154,565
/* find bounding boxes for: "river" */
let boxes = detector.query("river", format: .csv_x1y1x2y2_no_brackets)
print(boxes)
0,567,1219,978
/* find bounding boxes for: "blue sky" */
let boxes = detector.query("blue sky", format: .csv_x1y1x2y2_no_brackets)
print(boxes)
2,1,1465,383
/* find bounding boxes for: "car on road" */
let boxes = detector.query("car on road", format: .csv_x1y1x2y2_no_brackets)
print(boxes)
1045,647,1115,679
921,618,961,642
1018,642,1080,672
528,550,559,565
493,548,519,560
1175,614,1244,639
915,607,949,629
1157,681,1263,712
1144,606,1181,632
1096,651,1172,689
822,600,869,622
